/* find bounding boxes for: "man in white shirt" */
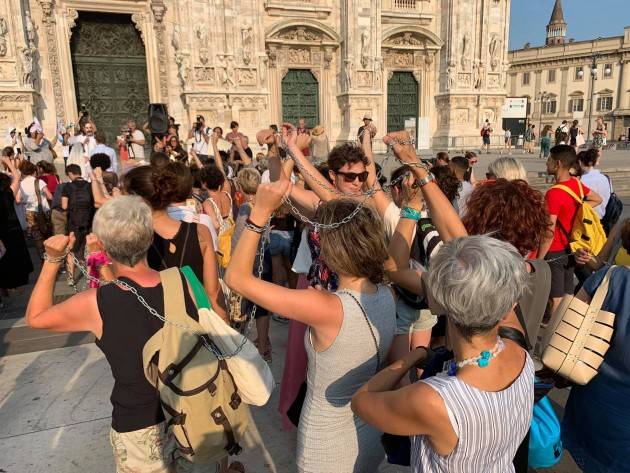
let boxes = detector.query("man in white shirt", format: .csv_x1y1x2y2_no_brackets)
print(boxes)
188,115,211,164
89,130,118,175
70,121,97,156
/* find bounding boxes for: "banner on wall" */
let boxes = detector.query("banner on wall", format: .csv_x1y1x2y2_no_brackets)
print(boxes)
502,97,528,119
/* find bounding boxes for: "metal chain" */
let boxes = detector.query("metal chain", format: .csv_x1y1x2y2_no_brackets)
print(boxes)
68,229,270,360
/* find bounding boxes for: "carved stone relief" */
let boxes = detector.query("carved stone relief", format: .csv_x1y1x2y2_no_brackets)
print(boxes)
486,73,500,88
259,55,267,86
461,31,471,70
287,48,311,64
0,93,30,102
131,13,146,45
278,27,320,42
64,8,79,38
0,18,8,56
457,72,471,87
473,60,485,89
0,62,15,80
237,68,256,86
323,47,333,69
194,67,215,84
231,96,267,109
454,108,469,124
267,48,278,68
388,32,423,46
374,57,383,86
446,60,456,90
151,1,168,100
19,47,34,87
37,0,63,115
384,51,414,68
343,58,353,91
357,71,372,88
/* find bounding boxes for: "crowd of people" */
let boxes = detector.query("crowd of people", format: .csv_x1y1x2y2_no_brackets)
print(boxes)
0,108,627,473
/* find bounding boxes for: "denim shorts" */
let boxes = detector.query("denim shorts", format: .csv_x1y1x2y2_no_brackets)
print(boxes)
269,230,293,257
395,297,438,335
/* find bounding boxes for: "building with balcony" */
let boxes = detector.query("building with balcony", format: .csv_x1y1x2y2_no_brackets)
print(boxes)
508,0,630,141
0,0,511,152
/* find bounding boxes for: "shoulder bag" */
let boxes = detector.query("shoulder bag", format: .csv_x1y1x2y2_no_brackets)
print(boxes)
541,266,616,385
34,178,52,239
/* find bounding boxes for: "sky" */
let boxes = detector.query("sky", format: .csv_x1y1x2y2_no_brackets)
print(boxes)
509,0,630,50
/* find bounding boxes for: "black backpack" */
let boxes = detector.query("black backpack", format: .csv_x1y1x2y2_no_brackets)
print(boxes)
67,179,94,230
601,174,623,235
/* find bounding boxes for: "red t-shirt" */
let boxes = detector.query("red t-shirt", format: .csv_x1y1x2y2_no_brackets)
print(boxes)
40,174,59,196
545,177,590,252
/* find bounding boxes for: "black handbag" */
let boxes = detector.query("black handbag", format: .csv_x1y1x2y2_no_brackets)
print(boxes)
601,174,623,235
287,381,307,428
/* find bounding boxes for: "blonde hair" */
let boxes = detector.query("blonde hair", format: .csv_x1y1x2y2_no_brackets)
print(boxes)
487,157,527,182
237,168,261,195
319,199,388,283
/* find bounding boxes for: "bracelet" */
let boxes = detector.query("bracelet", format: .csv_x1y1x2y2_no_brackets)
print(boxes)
416,172,435,188
244,217,267,234
43,251,68,264
400,207,421,221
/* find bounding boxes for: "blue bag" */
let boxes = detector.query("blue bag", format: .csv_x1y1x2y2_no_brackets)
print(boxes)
529,396,563,469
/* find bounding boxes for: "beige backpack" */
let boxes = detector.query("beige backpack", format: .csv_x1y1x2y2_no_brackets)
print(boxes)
142,267,249,464
541,266,616,385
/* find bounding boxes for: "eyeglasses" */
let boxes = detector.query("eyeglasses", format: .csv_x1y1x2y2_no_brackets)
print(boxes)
335,170,369,183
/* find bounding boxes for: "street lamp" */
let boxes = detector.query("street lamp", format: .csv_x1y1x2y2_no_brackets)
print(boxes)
536,91,548,157
586,39,604,141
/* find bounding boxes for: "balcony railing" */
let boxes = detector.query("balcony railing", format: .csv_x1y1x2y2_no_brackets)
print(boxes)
385,0,421,12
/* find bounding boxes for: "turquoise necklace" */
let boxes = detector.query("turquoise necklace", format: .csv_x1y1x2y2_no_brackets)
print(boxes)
447,337,505,376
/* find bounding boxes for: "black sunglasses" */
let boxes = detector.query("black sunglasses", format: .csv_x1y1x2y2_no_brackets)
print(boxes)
335,170,369,183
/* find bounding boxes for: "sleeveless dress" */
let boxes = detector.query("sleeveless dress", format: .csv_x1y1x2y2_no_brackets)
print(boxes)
411,353,535,473
297,286,396,472
147,221,205,285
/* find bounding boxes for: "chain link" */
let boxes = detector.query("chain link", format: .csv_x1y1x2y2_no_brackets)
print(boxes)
68,228,270,360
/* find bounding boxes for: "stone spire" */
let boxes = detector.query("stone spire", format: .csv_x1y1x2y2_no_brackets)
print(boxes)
546,0,567,46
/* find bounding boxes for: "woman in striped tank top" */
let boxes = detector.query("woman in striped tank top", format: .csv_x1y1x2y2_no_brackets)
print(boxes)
352,234,535,473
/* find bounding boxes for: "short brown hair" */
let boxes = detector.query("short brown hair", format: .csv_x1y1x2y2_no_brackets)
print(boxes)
319,199,388,284
327,143,368,173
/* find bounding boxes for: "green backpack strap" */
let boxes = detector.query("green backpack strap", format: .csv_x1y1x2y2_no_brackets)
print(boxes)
181,265,211,310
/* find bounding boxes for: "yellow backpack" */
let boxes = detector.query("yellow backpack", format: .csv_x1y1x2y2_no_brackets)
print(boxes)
551,180,606,255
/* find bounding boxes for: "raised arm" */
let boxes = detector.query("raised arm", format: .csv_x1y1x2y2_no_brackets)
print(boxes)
224,172,341,329
2,157,21,198
384,131,467,243
361,125,392,219
232,137,252,166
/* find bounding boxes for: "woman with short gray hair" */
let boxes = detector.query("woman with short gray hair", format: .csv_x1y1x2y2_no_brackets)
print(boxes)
352,236,534,472
353,132,535,473
25,196,242,473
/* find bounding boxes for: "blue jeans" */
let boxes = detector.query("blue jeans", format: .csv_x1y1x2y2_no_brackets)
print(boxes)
269,230,293,257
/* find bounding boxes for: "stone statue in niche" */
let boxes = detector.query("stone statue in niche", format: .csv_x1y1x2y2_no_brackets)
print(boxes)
374,57,383,85
216,54,236,87
196,24,209,65
0,17,8,56
266,48,277,68
259,55,268,86
360,30,370,68
474,60,485,89
343,58,353,91
20,47,34,86
241,25,253,65
24,10,36,49
488,34,501,71
461,31,471,70
446,60,456,90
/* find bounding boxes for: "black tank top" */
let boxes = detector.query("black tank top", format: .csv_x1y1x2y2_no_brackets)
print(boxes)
147,221,205,284
95,272,197,433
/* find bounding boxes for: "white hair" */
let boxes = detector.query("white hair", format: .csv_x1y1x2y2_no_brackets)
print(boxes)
427,235,527,338
92,196,153,267
487,157,527,182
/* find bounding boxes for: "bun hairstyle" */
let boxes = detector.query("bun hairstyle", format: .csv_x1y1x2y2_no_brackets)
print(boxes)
318,199,388,284
123,161,193,210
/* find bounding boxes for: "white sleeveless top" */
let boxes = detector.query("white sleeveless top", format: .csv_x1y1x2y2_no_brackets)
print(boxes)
411,353,535,473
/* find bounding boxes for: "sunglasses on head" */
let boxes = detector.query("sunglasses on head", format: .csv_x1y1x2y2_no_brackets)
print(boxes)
336,170,369,183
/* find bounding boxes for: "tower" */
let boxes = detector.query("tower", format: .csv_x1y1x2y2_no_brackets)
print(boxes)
546,0,567,46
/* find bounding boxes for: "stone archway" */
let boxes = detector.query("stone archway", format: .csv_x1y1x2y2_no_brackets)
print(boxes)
265,20,339,131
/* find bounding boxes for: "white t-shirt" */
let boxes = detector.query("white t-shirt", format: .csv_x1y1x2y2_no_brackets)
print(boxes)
20,175,50,212
69,134,97,156
457,181,474,218
167,205,218,251
129,130,145,160
580,169,610,219
192,128,211,156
